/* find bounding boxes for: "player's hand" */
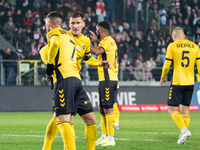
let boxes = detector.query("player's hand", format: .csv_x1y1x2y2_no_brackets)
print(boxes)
89,30,99,43
46,63,54,76
160,78,166,86
99,61,111,69
46,63,61,76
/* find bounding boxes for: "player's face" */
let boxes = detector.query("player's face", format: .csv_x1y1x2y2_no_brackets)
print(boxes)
96,26,101,39
45,18,50,33
69,17,85,37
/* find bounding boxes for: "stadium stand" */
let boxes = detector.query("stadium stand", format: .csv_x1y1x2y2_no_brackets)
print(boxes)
0,0,199,85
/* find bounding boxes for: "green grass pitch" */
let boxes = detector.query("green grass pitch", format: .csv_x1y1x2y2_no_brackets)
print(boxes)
0,111,200,150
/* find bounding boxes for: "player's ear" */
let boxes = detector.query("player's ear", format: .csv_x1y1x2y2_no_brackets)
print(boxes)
83,21,85,27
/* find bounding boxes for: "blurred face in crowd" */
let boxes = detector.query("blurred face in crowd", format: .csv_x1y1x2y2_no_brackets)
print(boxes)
17,9,21,15
8,16,13,22
5,47,11,55
69,16,85,37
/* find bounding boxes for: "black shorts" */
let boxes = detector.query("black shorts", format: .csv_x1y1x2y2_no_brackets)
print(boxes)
71,88,93,116
98,81,118,109
167,84,194,107
53,77,82,117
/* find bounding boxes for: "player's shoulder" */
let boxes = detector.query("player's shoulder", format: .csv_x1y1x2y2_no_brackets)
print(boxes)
80,33,90,41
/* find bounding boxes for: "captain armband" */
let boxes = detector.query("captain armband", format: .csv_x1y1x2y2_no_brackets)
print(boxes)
83,55,92,61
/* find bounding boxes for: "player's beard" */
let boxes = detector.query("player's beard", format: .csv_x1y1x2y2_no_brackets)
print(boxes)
97,32,101,39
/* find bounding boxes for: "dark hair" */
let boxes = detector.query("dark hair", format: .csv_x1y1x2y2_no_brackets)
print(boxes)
46,11,63,20
97,21,110,31
69,11,84,19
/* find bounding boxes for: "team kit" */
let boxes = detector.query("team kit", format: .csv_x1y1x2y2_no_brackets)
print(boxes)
39,11,198,150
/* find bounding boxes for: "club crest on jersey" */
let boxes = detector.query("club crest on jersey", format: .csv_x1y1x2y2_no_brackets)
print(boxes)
76,46,81,51
82,45,86,51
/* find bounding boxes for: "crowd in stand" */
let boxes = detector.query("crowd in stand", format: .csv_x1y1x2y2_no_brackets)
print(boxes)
0,0,200,84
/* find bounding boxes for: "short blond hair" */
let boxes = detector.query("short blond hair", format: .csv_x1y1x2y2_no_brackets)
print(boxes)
172,27,184,37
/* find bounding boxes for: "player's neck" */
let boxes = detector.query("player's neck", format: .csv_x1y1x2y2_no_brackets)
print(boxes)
51,25,61,30
100,33,109,40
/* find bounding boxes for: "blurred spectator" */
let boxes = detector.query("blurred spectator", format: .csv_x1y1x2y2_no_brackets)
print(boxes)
127,1,136,31
137,0,145,29
89,21,97,33
0,10,5,30
71,3,78,12
146,56,156,70
124,36,134,58
120,62,132,81
86,6,92,17
121,53,131,67
61,21,68,30
156,35,166,64
165,34,173,48
143,34,155,61
84,12,91,26
195,27,200,47
115,32,125,63
155,55,163,67
25,26,33,39
24,36,32,57
181,18,193,40
190,0,200,10
61,1,71,20
2,1,10,12
91,11,97,23
110,21,118,35
14,27,26,43
13,9,24,29
159,4,167,30
3,16,16,44
33,27,42,47
33,16,42,31
95,0,106,22
4,10,12,22
23,10,33,27
37,35,46,51
33,0,47,11
104,0,115,23
40,2,51,18
84,0,96,11
133,39,143,58
152,55,163,81
0,47,18,85
52,1,62,12
134,53,143,81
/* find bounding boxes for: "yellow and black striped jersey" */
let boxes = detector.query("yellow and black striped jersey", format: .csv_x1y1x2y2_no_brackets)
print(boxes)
162,39,200,85
97,36,119,81
46,27,81,83
68,31,100,71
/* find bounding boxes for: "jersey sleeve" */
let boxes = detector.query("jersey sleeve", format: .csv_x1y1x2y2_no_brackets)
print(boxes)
165,43,173,60
48,35,60,64
39,45,49,65
99,39,109,51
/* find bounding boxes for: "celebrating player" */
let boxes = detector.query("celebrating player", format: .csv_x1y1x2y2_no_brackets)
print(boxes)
160,27,200,144
43,11,82,150
40,11,111,150
90,21,119,146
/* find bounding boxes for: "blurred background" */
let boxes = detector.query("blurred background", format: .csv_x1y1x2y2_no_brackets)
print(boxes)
0,0,199,86
0,0,200,112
